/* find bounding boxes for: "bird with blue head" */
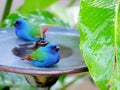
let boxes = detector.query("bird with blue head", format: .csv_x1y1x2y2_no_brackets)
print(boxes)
14,18,48,41
22,43,60,67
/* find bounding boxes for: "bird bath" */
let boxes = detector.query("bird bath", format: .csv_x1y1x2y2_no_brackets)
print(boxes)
0,27,88,90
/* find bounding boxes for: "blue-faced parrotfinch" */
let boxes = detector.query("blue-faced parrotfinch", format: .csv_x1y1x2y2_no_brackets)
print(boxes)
22,43,60,67
14,18,48,41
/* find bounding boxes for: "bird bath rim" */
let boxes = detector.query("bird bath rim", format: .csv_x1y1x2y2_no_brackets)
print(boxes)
0,65,87,75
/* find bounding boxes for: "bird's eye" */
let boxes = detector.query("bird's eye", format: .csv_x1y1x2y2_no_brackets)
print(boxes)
51,46,56,49
15,21,21,25
51,45,60,51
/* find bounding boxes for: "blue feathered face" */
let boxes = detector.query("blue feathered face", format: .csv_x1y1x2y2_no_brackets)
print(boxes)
46,43,60,53
14,18,27,29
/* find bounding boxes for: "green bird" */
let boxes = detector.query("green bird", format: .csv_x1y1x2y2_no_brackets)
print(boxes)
22,43,60,67
14,18,48,41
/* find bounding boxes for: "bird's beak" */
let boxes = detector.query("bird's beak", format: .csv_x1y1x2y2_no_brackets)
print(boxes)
56,46,60,51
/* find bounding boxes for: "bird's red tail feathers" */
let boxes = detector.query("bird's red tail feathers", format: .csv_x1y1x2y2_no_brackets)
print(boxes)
21,55,32,60
42,27,48,34
42,26,52,34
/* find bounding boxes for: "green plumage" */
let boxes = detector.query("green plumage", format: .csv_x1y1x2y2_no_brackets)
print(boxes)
22,43,60,67
27,24,43,38
30,48,47,62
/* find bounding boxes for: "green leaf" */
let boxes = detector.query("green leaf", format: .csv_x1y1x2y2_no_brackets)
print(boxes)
78,0,120,90
50,5,79,27
18,0,58,14
0,71,35,90
59,74,67,85
1,12,25,27
1,10,69,28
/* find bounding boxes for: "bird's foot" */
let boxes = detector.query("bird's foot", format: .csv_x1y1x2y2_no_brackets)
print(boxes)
32,39,49,50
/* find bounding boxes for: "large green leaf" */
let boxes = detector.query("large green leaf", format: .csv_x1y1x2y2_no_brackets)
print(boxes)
1,10,69,28
78,0,120,90
17,0,58,14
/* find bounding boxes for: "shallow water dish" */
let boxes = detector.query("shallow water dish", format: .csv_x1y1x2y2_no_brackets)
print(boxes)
0,27,87,75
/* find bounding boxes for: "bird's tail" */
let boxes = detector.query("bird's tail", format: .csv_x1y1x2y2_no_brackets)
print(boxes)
42,26,49,34
21,55,32,60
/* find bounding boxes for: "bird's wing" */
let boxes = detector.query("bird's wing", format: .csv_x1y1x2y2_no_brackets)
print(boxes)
29,25,42,38
36,52,47,62
29,50,37,60
30,49,47,62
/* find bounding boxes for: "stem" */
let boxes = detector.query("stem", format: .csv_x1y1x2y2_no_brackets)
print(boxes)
2,0,13,22
67,0,77,7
